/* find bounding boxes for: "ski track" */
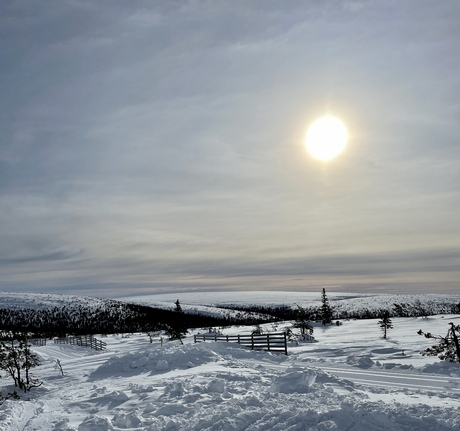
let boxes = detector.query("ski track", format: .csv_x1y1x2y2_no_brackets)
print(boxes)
313,365,460,392
240,359,460,394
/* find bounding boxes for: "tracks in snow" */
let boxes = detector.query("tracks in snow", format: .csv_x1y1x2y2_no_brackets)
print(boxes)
318,365,460,393
243,359,460,394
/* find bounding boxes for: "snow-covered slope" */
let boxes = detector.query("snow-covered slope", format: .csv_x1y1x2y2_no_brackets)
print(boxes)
0,291,460,430
0,292,112,311
2,290,458,318
1,315,459,430
122,290,460,317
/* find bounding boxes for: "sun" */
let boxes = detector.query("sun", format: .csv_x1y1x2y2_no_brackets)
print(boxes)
305,116,348,161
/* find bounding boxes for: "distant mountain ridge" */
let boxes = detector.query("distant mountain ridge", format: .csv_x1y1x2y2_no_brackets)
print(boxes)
0,291,459,336
0,292,241,336
122,291,460,319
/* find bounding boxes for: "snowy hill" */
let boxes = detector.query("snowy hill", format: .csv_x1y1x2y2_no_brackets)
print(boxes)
1,312,459,430
0,292,243,336
121,290,460,318
0,292,113,311
2,290,459,319
1,291,460,430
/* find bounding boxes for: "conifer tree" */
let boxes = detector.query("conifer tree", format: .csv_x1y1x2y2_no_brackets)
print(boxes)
418,322,460,362
165,300,187,344
378,311,393,339
293,305,314,340
321,288,333,325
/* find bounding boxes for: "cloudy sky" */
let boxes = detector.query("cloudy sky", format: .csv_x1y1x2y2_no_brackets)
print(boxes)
1,0,460,297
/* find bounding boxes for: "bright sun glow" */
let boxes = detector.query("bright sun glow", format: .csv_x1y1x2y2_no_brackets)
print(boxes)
305,116,348,161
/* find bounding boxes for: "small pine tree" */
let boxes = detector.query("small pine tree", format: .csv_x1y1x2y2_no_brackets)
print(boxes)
321,288,333,326
165,300,187,344
418,322,460,363
378,312,393,339
293,305,314,341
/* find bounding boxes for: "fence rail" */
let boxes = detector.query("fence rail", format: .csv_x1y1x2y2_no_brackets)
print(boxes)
54,335,106,351
194,332,288,355
29,338,47,346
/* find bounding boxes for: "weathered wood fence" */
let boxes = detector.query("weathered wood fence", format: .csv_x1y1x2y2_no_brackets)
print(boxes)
54,335,106,351
29,338,47,346
194,332,288,355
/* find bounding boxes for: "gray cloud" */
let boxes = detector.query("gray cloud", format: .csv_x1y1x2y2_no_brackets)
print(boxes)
0,249,82,265
1,0,460,296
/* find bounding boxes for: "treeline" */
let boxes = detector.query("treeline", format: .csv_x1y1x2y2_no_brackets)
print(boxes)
0,300,273,338
218,300,460,321
2,296,459,338
339,300,460,319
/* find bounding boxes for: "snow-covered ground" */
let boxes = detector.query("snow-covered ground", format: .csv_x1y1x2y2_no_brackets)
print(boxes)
1,293,460,430
120,290,460,317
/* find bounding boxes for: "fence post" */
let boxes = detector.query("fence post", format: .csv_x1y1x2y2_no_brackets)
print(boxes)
284,332,288,355
267,334,270,351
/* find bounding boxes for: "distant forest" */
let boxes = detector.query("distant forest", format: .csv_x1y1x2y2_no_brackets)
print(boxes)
220,300,460,322
0,300,272,337
0,297,459,338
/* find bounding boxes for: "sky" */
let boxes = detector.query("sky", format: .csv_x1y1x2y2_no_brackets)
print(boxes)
1,0,460,298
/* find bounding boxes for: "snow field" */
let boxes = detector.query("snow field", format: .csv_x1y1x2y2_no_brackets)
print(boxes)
1,292,460,430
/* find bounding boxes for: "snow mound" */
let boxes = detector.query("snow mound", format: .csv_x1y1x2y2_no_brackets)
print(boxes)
108,390,129,402
78,415,112,431
346,355,376,368
91,343,225,378
271,367,317,393
112,411,143,428
421,361,460,376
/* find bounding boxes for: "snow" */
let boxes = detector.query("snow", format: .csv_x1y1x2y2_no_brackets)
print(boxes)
1,292,460,430
120,290,460,311
0,292,111,311
120,291,460,318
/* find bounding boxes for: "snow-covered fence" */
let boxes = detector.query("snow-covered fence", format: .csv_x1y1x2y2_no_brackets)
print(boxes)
194,332,288,355
54,335,106,351
29,338,47,346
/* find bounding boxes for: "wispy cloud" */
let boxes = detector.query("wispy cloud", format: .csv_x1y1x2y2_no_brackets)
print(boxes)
1,1,460,295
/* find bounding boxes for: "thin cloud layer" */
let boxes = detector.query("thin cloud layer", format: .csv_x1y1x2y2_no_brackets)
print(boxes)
1,1,459,295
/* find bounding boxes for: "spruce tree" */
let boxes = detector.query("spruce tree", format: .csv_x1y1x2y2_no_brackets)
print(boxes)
418,322,460,362
293,305,314,340
378,312,393,339
321,288,333,325
165,300,187,344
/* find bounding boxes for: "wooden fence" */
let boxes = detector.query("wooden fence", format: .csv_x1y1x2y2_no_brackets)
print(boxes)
194,332,288,355
29,338,47,346
54,335,106,351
